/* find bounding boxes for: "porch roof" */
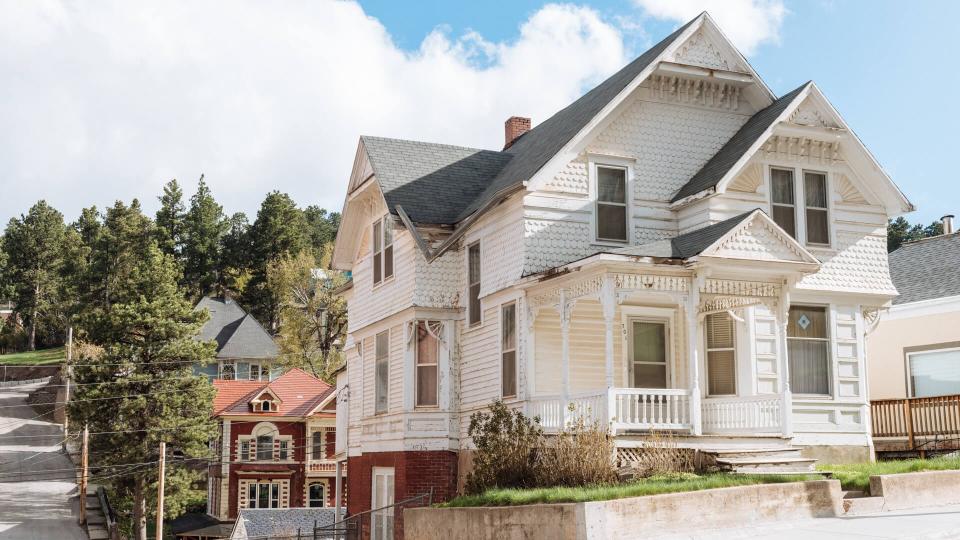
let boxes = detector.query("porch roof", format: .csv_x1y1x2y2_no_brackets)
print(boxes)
614,210,754,259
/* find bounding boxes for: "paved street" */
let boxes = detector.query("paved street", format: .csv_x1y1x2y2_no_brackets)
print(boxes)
660,504,960,540
0,382,86,540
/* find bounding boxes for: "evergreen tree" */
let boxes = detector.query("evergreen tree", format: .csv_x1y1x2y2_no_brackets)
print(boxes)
2,201,68,350
69,245,216,540
85,200,154,316
155,179,186,261
62,206,102,324
243,192,310,328
218,212,251,296
268,248,347,381
303,205,341,259
887,217,946,252
182,177,227,298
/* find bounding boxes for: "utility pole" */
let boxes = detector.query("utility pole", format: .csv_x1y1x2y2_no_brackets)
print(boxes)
63,326,72,435
79,424,89,525
155,441,166,540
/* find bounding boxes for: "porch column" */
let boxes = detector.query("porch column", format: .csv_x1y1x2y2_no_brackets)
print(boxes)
777,284,794,438
335,459,344,521
559,288,572,425
600,277,616,389
687,274,703,436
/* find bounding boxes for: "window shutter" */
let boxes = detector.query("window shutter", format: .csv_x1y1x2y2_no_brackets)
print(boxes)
706,313,736,395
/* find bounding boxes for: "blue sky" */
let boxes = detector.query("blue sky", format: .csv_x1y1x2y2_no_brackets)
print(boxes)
0,1,955,225
362,0,958,225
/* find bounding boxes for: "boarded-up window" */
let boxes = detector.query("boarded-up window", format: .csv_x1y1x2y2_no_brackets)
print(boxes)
787,305,830,395
771,167,796,238
416,322,439,407
804,171,829,245
501,303,517,397
596,166,627,242
468,243,481,326
706,313,736,395
375,330,389,414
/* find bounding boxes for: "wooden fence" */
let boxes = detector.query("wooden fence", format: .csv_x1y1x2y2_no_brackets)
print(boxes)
871,394,960,453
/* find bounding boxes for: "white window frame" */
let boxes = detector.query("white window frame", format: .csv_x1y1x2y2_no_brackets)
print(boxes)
245,481,282,509
308,481,327,508
414,321,440,408
372,215,394,287
500,302,518,399
906,346,960,398
704,312,737,397
620,306,675,389
371,467,395,540
374,329,390,415
466,241,482,327
786,304,833,397
589,158,633,246
766,165,834,249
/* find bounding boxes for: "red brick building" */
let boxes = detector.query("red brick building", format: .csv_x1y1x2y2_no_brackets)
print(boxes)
207,369,346,520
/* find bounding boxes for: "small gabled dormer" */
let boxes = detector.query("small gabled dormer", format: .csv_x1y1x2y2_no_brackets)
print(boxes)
250,388,282,413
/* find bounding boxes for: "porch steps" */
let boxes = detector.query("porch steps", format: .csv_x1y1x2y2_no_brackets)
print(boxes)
842,490,886,515
706,447,817,474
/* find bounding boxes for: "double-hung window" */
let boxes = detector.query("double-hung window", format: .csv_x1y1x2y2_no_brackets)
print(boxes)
311,431,324,460
372,216,394,286
467,242,481,326
374,330,389,414
787,306,831,395
596,166,628,243
804,171,829,245
415,322,439,407
278,440,288,460
771,168,796,238
908,348,960,397
256,435,274,461
706,312,736,396
501,303,517,398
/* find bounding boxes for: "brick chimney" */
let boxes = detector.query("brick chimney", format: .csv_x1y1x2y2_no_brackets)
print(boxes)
504,116,531,150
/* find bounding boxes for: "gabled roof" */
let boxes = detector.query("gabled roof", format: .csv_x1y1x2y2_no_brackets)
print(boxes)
212,368,333,417
889,233,960,305
671,83,809,202
194,297,278,360
232,508,341,539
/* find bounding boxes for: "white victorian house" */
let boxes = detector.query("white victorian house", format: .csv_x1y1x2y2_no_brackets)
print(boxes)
331,12,913,518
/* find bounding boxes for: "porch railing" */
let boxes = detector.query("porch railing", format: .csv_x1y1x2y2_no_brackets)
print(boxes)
610,388,690,432
702,395,781,434
526,390,607,432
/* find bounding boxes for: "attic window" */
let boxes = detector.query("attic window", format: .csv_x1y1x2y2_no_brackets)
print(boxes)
261,400,272,412
595,166,628,243
373,216,394,285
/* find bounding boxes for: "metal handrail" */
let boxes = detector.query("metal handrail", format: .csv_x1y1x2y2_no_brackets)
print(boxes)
317,488,434,538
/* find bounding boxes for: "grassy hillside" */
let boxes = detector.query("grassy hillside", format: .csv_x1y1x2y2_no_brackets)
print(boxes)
0,346,66,365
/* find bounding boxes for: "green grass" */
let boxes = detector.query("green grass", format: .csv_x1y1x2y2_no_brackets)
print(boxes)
0,346,66,365
442,473,821,507
818,456,960,493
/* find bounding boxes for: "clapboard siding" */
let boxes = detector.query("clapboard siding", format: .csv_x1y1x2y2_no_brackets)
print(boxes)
459,305,501,409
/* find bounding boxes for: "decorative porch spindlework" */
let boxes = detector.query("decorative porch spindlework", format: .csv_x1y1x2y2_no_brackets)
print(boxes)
525,271,793,435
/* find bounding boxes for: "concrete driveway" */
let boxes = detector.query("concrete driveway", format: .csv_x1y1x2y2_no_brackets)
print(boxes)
660,504,960,540
0,381,86,540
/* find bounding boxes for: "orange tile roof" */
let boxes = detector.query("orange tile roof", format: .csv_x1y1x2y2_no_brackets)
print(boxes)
212,368,334,417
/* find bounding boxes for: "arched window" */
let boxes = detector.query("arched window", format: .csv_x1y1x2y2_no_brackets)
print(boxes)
308,482,326,507
261,400,271,412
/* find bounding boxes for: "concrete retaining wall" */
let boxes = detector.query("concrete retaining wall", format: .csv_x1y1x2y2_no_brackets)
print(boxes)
405,480,843,540
0,365,61,382
870,470,960,511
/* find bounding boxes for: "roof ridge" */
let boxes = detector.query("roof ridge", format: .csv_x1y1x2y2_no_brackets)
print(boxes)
360,134,499,155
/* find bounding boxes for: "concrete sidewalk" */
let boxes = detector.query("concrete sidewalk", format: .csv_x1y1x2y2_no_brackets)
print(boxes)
662,504,960,540
0,382,86,540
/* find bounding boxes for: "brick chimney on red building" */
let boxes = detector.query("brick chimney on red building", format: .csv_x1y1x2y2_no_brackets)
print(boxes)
503,116,531,150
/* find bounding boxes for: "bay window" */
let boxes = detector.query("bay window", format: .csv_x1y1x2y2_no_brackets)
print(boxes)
501,303,517,398
706,312,736,396
415,322,439,407
596,166,628,243
787,305,830,395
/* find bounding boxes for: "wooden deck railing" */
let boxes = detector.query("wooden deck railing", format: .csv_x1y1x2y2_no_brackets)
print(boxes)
871,394,960,449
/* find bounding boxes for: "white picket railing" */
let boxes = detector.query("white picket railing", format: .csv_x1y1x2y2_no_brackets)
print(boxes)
702,395,782,433
610,388,691,432
525,391,607,432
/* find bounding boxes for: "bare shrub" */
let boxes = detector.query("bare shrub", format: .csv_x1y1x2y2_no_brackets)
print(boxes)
72,340,104,361
618,430,697,478
536,412,617,487
465,400,544,494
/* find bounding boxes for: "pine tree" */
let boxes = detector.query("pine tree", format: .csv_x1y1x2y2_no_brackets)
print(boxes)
155,179,186,262
218,212,251,295
2,201,68,350
182,176,227,298
243,192,310,328
69,244,216,540
303,205,341,259
84,200,154,319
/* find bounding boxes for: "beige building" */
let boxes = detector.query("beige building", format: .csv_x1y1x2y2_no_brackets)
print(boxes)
868,217,960,400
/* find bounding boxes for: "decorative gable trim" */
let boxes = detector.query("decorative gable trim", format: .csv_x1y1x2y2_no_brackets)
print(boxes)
835,173,869,204
671,25,748,73
698,210,820,266
728,162,763,193
250,387,283,413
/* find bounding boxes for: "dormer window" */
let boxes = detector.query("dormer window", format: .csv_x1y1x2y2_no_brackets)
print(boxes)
250,390,282,413
373,216,394,285
261,400,271,412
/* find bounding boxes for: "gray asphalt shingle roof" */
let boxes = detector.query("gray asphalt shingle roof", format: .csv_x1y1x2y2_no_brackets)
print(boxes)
889,233,960,305
195,297,278,360
231,508,341,539
671,83,809,202
362,18,697,225
612,210,755,259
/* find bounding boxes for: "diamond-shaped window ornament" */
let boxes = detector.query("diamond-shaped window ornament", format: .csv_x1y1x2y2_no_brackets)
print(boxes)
797,314,811,330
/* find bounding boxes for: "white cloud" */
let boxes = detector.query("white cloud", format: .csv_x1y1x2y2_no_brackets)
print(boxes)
0,1,626,224
634,0,786,54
